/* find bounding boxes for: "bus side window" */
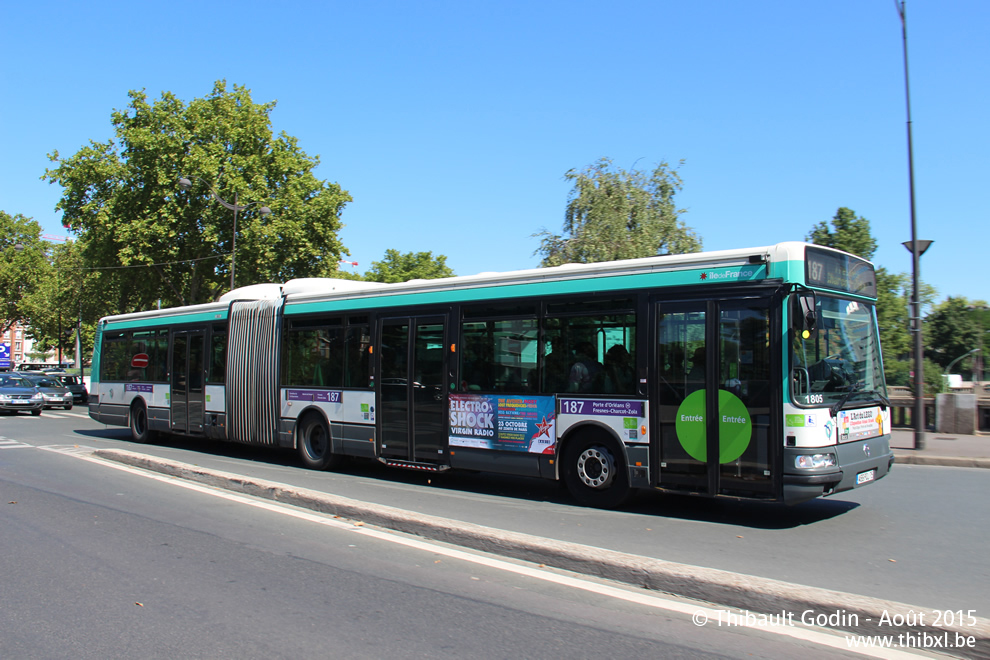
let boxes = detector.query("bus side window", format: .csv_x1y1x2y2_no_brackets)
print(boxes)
542,308,636,395
460,307,539,393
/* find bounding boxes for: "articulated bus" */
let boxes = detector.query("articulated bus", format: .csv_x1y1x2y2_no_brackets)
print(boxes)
89,242,893,507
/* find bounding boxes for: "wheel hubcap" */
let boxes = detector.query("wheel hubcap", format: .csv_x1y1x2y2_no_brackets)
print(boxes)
576,446,614,489
307,427,327,458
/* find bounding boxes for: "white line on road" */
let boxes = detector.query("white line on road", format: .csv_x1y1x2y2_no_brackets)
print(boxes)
37,411,92,420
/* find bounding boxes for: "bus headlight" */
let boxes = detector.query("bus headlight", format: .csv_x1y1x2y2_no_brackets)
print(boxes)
795,453,836,469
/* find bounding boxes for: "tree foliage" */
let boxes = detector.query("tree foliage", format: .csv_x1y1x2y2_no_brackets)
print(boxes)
925,297,983,372
535,158,701,267
365,250,454,283
806,207,878,261
874,267,910,361
0,211,47,336
43,81,352,311
20,241,101,360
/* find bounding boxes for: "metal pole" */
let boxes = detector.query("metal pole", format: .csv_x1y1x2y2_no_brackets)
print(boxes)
78,300,84,383
898,1,925,449
56,266,63,367
232,191,238,290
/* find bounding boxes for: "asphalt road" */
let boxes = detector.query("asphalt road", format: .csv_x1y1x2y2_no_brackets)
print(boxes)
4,410,990,616
1,415,891,659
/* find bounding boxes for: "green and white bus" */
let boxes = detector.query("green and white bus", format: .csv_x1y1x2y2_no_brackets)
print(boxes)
89,242,893,507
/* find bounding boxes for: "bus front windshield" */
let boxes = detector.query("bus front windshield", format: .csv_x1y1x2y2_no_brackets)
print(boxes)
791,295,886,409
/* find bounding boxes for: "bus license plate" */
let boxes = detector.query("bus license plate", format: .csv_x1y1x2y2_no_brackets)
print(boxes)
856,470,875,485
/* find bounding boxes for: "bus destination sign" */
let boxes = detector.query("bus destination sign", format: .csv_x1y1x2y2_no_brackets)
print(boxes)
805,247,877,297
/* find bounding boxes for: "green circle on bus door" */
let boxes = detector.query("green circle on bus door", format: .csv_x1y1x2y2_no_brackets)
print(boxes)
675,390,752,463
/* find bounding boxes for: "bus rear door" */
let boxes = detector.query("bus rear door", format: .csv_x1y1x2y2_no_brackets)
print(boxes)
377,315,449,466
171,329,206,434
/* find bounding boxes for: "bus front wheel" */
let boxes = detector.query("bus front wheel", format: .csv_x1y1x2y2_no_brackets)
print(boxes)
298,414,343,471
563,434,631,509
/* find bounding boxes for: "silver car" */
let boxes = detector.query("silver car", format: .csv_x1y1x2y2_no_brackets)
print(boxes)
0,374,45,415
19,373,74,410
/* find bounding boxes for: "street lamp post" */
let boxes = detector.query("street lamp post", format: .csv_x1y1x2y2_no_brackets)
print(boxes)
942,348,981,391
897,1,930,450
177,177,271,290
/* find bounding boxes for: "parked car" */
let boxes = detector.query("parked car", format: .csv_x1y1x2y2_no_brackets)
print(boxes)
0,374,44,415
18,373,73,410
49,373,89,404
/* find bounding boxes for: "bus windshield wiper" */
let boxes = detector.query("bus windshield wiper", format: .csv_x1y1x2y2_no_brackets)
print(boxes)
829,391,856,418
830,390,890,417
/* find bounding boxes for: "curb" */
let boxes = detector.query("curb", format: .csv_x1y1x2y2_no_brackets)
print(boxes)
94,448,990,658
891,453,990,469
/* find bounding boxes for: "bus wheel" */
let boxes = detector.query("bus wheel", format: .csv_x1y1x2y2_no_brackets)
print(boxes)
129,401,156,444
563,435,630,508
298,414,342,471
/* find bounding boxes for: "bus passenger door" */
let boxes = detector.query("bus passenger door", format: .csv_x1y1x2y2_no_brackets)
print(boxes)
378,316,448,464
171,329,206,434
655,298,775,497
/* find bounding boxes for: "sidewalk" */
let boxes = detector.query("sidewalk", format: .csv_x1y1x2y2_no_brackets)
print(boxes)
890,428,990,468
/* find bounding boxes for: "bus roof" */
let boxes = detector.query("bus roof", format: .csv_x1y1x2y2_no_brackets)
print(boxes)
99,242,873,327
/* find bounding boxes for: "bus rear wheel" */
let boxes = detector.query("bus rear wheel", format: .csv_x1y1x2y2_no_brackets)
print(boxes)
563,435,631,508
298,414,343,471
129,401,156,444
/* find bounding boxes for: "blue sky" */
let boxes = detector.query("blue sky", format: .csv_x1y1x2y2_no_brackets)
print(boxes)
2,1,987,303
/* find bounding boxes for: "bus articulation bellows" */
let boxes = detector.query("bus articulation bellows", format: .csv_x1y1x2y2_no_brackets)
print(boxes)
89,242,893,507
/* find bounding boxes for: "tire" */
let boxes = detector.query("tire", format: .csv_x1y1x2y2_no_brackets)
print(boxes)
562,434,631,508
65,403,73,411
31,408,42,417
298,414,343,471
129,401,156,444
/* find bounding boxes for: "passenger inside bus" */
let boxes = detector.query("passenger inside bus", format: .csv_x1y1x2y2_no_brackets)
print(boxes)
686,346,706,393
568,342,602,392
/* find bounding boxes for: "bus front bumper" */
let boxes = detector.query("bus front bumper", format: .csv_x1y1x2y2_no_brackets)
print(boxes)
782,436,894,505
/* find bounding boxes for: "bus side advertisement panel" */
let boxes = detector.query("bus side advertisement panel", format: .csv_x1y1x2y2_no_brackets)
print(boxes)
280,388,376,425
449,393,556,454
558,397,649,445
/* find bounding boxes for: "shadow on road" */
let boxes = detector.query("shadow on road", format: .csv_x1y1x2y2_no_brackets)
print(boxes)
73,427,859,529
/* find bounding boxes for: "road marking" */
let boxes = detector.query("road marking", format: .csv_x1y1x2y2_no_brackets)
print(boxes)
38,444,98,456
57,450,925,659
0,437,32,449
38,411,91,420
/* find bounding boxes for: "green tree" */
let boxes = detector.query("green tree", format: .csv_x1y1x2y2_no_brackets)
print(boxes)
806,207,878,260
43,81,352,312
365,250,454,283
535,158,701,266
20,241,100,362
0,211,47,336
925,297,982,373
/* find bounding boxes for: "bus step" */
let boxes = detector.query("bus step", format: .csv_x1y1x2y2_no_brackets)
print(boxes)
380,458,450,473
